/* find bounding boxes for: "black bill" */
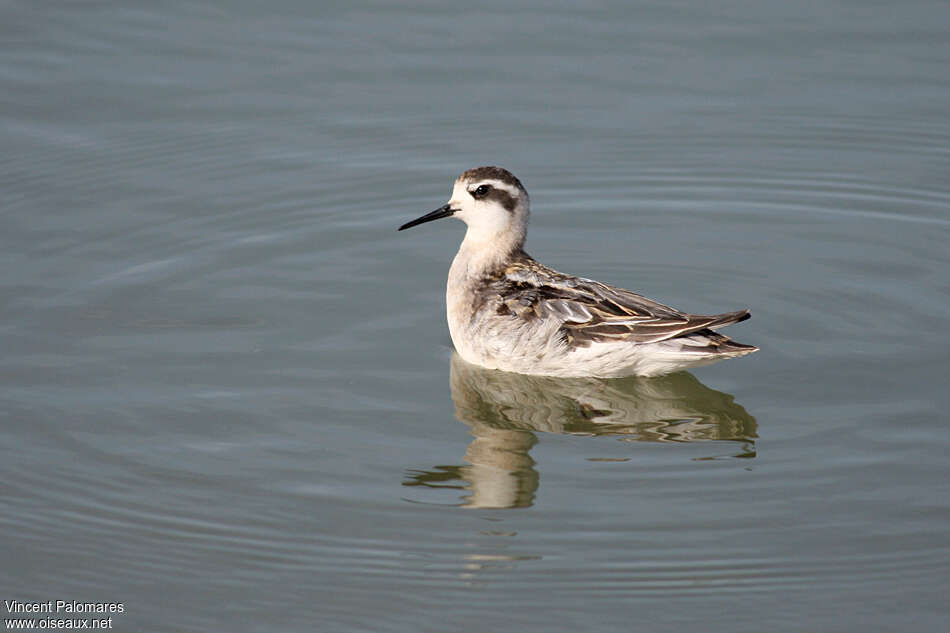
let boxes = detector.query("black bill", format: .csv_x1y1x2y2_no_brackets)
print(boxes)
398,204,455,231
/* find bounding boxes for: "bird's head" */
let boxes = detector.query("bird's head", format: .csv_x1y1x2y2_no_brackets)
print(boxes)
399,166,530,250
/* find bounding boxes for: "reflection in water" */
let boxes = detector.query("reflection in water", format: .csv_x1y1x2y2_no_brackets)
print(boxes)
405,354,758,509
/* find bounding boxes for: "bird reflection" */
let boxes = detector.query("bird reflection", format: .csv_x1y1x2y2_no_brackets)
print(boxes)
403,353,757,509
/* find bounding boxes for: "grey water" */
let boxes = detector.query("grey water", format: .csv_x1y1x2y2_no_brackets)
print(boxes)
2,1,949,631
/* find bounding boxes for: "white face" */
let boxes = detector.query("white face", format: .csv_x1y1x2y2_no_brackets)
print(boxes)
446,178,527,242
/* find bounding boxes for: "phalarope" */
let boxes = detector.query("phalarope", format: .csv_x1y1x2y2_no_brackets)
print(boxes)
399,166,757,377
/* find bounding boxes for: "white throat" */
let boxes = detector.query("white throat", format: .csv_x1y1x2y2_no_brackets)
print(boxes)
455,221,523,272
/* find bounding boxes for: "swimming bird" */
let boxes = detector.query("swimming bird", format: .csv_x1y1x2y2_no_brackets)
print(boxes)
398,166,757,377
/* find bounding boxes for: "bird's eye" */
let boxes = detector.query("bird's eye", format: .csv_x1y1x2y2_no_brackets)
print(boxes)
472,184,490,198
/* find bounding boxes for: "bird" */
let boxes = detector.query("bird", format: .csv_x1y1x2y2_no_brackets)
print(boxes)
398,166,757,377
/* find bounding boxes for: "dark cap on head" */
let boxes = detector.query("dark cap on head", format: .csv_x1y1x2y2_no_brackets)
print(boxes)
459,166,527,194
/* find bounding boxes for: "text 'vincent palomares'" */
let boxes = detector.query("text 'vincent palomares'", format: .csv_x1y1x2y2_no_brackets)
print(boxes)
4,601,125,614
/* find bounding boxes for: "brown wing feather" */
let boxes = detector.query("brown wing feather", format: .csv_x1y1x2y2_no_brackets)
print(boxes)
493,252,751,347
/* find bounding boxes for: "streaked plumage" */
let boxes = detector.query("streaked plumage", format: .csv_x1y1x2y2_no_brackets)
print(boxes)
399,166,757,377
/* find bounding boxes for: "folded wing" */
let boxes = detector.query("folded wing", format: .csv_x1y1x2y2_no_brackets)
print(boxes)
496,254,750,347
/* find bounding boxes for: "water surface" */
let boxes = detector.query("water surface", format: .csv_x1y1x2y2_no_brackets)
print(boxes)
2,1,949,631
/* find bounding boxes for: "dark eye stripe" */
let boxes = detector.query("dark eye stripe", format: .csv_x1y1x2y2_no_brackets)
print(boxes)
484,188,518,212
468,182,518,212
